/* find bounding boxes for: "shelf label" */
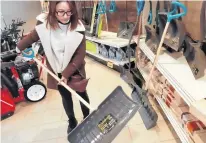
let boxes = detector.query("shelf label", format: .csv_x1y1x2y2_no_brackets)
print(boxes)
107,61,113,68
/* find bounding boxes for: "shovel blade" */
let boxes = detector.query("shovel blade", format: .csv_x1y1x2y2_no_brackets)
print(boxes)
131,86,158,130
117,21,135,39
68,86,139,143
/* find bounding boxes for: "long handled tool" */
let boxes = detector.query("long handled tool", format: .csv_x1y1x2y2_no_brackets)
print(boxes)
134,1,187,129
145,1,187,89
130,1,187,130
120,0,158,130
22,50,141,143
120,0,145,86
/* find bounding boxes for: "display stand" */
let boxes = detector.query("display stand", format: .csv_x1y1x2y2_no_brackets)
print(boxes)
85,31,137,72
138,39,206,105
136,38,206,143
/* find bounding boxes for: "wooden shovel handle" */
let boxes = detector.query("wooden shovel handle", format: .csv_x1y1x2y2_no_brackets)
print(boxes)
32,57,95,111
145,22,170,90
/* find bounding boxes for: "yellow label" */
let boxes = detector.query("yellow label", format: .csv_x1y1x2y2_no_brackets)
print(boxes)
107,61,113,68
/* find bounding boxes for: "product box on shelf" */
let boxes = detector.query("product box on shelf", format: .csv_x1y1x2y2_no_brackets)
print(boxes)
172,91,187,107
190,99,206,126
170,102,189,119
181,112,206,143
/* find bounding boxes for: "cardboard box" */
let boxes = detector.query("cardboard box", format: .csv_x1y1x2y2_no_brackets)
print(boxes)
190,99,206,126
172,91,187,107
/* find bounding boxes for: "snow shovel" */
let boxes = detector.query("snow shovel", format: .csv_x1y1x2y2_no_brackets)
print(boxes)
22,49,141,143
146,1,187,86
120,0,159,128
120,0,145,87
131,1,187,130
183,35,206,79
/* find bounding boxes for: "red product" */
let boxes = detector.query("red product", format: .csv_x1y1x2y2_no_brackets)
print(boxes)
1,87,16,120
10,66,25,103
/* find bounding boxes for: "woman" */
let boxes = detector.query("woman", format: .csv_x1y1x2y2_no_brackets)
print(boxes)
16,1,90,134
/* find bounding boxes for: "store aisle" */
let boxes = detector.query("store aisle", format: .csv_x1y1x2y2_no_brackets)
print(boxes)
1,57,181,143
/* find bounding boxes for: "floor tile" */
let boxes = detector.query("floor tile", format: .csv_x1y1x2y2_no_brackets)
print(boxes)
11,126,41,143
56,137,68,143
112,127,132,143
129,124,159,143
154,120,176,142
31,139,57,143
32,121,68,142
161,138,181,143
126,113,144,126
42,109,63,124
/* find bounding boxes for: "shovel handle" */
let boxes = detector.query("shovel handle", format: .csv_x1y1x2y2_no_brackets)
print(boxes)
167,1,187,22
145,22,170,90
22,49,95,111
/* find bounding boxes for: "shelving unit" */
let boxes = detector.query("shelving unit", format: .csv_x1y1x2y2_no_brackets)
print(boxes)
156,96,192,143
85,30,205,143
86,51,135,72
85,31,137,72
138,39,206,106
86,31,136,48
136,60,192,143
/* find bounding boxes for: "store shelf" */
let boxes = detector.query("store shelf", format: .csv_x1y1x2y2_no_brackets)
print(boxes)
86,31,136,48
156,96,192,143
136,65,149,80
138,39,206,105
86,50,135,72
134,60,192,143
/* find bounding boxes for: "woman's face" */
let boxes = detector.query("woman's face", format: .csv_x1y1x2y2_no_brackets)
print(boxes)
55,2,72,24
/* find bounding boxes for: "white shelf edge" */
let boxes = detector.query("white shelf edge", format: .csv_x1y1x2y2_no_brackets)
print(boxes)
86,36,135,48
85,31,138,48
138,39,206,106
156,64,194,105
86,50,134,66
156,96,192,143
136,64,192,143
139,42,193,105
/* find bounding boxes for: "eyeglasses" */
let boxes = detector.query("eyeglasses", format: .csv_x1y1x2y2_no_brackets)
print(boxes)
56,10,73,17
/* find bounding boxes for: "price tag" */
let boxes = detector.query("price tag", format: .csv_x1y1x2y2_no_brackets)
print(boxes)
107,61,113,68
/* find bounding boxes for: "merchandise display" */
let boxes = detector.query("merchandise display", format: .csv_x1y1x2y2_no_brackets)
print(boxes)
1,1,206,143
85,1,205,142
0,17,47,120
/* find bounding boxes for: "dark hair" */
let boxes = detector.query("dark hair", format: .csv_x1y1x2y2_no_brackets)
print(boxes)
46,1,79,31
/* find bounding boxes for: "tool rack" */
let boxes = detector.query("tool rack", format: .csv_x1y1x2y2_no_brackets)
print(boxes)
136,38,206,143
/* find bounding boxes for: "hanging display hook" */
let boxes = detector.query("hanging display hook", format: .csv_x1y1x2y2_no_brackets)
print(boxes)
96,0,106,14
109,0,117,13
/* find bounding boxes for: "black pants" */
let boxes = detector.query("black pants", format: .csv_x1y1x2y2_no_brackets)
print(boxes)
57,73,90,119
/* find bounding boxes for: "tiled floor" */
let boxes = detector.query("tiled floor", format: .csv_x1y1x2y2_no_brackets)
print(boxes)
1,57,181,143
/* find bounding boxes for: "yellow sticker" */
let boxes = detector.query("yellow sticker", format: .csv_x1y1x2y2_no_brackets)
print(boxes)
107,61,113,68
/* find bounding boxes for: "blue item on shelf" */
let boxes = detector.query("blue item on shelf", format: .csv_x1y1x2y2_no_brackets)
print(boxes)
109,47,116,59
116,49,126,61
